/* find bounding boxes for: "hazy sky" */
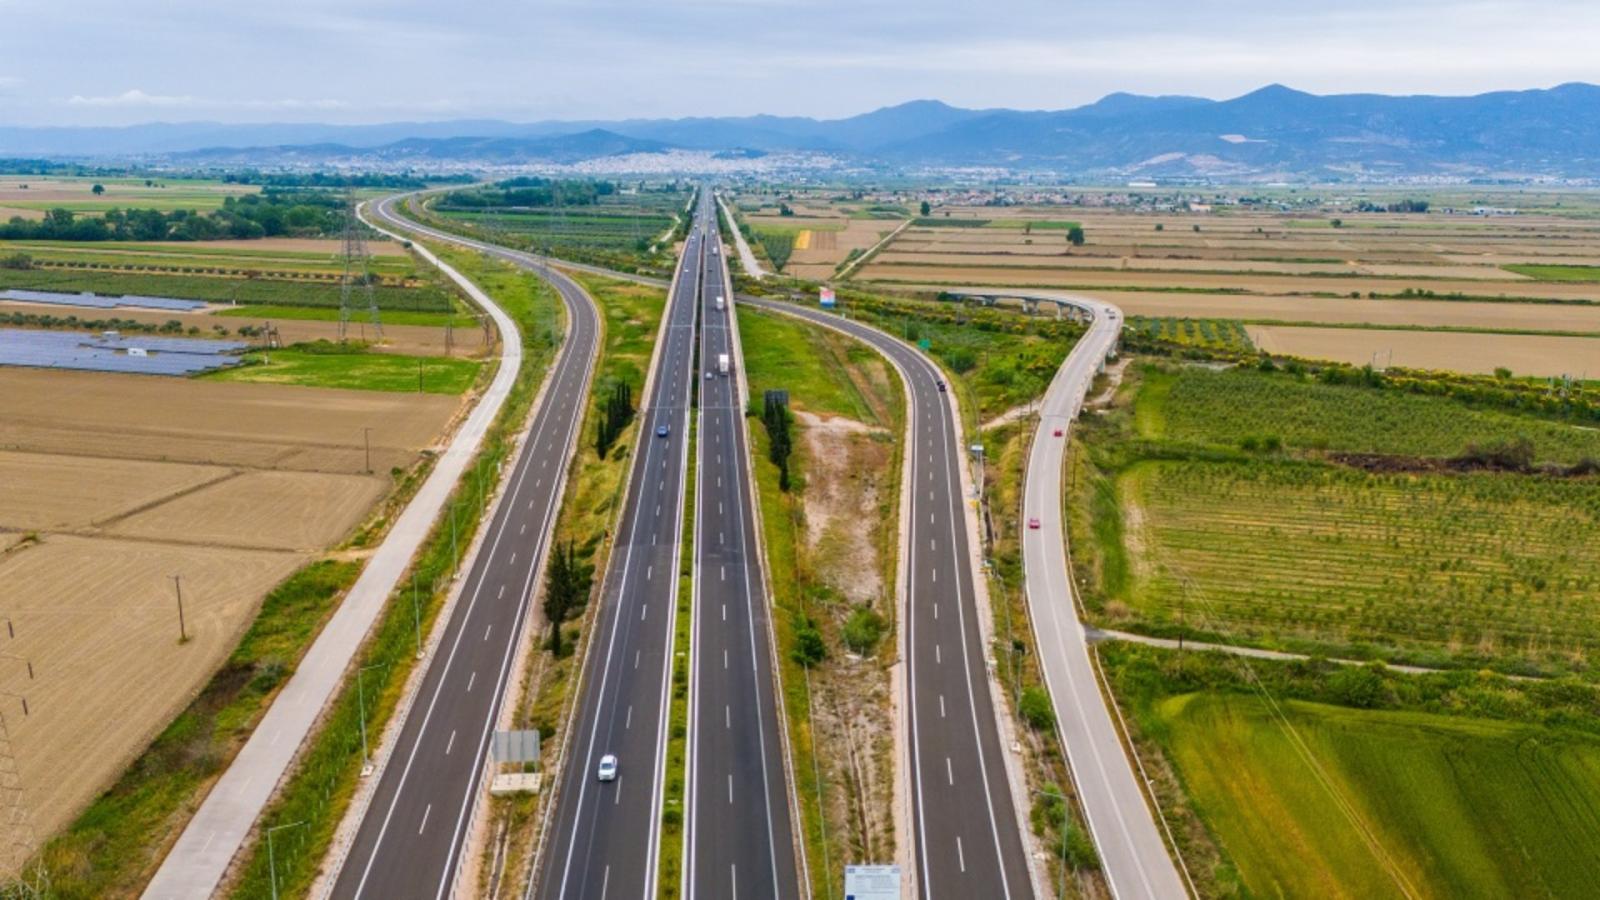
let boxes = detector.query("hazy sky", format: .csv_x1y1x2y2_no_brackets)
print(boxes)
2,0,1598,126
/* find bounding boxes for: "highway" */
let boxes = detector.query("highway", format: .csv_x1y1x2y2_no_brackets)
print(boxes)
684,212,801,896
529,192,706,900
1018,292,1190,899
738,296,1032,899
143,196,530,900
323,197,602,899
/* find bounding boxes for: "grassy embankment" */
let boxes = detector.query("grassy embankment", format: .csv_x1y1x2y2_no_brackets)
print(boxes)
1100,641,1600,899
738,280,1084,428
737,306,903,896
481,270,667,890
1069,362,1600,676
218,243,561,899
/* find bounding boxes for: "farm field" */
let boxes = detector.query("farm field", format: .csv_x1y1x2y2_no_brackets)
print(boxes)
1246,324,1600,377
1080,290,1600,332
0,361,465,845
425,185,688,274
1123,459,1600,662
1143,365,1600,462
729,192,903,278
1143,688,1600,899
206,345,483,393
1072,362,1600,673
0,175,258,214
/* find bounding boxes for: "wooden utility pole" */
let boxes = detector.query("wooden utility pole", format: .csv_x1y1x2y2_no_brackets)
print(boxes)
172,575,187,643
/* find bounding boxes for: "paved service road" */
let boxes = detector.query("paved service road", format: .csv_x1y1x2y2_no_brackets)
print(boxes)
685,206,801,898
530,193,706,900
321,198,602,899
142,195,530,900
1017,292,1189,899
739,296,1031,899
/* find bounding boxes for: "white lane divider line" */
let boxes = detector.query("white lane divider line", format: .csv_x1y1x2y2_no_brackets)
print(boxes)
418,803,431,835
446,730,456,755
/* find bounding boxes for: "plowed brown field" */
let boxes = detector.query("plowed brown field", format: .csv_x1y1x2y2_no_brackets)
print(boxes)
0,359,463,850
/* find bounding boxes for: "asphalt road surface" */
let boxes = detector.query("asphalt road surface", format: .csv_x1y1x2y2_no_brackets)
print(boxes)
529,194,707,900
684,216,801,897
326,197,602,899
1019,294,1189,899
739,296,1032,899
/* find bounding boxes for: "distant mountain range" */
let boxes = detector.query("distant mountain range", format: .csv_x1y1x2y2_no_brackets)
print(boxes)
5,84,1599,179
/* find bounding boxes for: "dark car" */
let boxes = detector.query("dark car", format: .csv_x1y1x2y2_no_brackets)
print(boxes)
936,380,946,392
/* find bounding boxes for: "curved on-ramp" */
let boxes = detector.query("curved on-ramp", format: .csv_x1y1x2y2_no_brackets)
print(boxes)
997,289,1191,900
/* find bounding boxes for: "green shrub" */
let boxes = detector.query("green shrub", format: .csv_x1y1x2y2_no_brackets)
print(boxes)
841,606,885,655
1019,686,1056,730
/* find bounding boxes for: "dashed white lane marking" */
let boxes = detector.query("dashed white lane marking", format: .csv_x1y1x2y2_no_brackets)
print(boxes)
635,649,641,669
418,803,431,834
935,645,942,664
626,705,633,729
446,730,456,754
940,695,946,717
466,671,476,691
957,836,966,873
947,757,954,785
498,585,506,599
484,623,492,641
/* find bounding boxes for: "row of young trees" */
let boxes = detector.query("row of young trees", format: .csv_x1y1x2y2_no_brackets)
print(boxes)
543,541,593,655
595,380,635,459
762,391,794,491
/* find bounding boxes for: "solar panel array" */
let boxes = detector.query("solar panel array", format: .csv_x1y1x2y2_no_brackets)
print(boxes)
0,328,247,376
0,289,207,312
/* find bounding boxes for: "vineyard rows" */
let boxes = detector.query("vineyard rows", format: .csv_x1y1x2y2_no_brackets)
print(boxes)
1128,459,1600,661
1149,365,1600,463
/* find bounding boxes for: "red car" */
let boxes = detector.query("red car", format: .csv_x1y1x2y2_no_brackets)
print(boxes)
1027,517,1041,530
1053,428,1064,437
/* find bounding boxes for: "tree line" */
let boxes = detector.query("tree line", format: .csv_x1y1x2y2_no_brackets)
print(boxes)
0,189,350,242
439,178,618,209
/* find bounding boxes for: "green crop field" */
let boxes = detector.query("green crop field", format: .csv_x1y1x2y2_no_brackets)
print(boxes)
0,176,258,213
1073,363,1600,673
0,239,416,277
1504,263,1600,282
1122,458,1600,661
1140,365,1600,463
206,346,481,394
0,267,454,312
1147,690,1600,899
1126,317,1255,354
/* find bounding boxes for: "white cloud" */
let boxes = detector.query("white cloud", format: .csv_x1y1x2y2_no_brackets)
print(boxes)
67,88,195,107
64,89,347,111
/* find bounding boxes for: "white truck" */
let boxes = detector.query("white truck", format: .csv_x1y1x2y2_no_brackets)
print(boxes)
717,353,730,376
715,295,725,311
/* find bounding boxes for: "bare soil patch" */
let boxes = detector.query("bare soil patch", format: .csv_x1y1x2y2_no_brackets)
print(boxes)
795,410,891,605
1246,325,1600,377
0,368,458,474
0,450,224,531
109,470,386,552
0,535,304,841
